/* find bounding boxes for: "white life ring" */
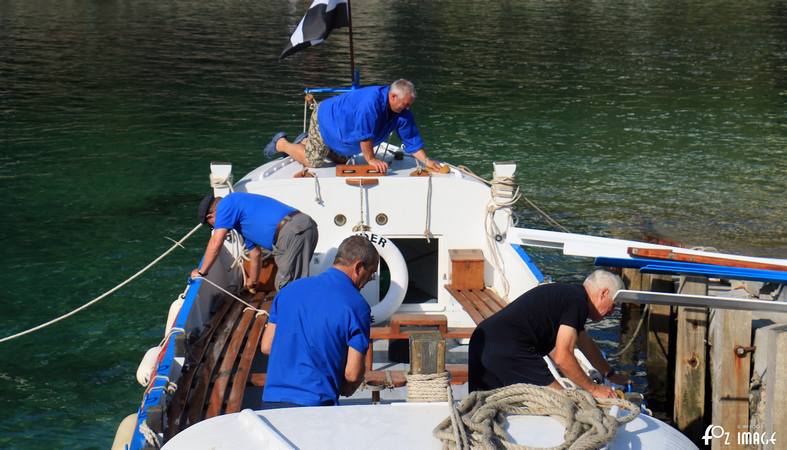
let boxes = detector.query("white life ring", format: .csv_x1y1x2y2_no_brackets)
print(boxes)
317,233,408,324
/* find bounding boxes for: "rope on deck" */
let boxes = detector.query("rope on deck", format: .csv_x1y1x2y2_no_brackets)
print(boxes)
434,383,640,450
406,371,450,403
0,223,204,344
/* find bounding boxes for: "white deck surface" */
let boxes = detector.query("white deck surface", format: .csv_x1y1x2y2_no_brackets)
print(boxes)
163,402,697,450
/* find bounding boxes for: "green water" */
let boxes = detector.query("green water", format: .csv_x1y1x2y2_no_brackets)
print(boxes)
1,0,785,447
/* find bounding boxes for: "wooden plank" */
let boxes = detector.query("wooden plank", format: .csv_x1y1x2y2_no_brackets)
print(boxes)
336,164,384,177
344,178,379,186
409,331,445,375
709,308,752,450
225,313,268,413
205,299,259,418
645,275,675,416
469,290,503,316
186,301,245,426
463,290,495,319
673,276,708,442
165,296,234,440
446,286,484,325
389,314,447,334
480,288,507,310
444,328,475,339
364,370,408,387
629,247,787,272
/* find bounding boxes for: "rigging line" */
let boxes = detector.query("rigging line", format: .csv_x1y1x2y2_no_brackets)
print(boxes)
0,223,204,344
194,276,266,315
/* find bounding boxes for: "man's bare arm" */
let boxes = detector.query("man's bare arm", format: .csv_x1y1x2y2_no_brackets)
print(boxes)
552,325,616,398
576,330,612,375
340,347,366,397
245,246,261,291
260,323,276,355
360,139,388,173
190,228,228,278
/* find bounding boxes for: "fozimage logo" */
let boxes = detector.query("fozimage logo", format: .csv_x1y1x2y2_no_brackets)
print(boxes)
702,425,777,446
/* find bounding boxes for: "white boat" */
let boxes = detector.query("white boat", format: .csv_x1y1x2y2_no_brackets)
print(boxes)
111,140,787,449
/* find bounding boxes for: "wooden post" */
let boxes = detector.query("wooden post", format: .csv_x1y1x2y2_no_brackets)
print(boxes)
409,331,445,375
709,307,752,450
646,274,676,414
673,276,708,443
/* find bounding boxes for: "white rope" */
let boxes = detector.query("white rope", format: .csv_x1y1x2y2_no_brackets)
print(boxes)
609,305,650,360
313,171,324,205
157,326,185,348
139,420,162,449
407,371,450,402
194,276,267,316
209,173,234,191
423,174,434,243
0,224,203,344
351,182,370,232
434,383,640,450
484,175,521,300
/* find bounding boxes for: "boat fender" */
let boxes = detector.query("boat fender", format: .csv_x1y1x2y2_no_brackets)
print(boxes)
136,346,162,387
319,233,408,324
111,412,137,450
165,296,185,337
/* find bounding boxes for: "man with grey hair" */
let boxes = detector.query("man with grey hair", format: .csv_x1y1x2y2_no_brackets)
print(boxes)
265,79,442,174
260,236,379,408
469,269,630,398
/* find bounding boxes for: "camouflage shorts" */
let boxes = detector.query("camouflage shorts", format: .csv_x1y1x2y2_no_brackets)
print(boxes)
304,102,348,167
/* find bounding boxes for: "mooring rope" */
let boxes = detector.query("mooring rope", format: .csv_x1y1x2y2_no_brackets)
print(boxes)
0,224,204,344
609,304,650,360
434,383,640,450
194,276,267,316
407,371,450,402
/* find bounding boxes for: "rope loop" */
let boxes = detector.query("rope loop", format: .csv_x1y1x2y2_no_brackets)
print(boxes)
433,383,640,450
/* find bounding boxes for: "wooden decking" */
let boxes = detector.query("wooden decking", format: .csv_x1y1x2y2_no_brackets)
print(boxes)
444,285,506,325
165,293,270,439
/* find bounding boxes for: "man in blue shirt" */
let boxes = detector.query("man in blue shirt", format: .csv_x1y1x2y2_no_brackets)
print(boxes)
191,192,318,291
265,79,442,174
260,235,378,407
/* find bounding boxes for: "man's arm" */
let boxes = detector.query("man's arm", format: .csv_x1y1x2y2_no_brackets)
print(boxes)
260,323,276,355
552,325,616,398
245,246,261,291
411,149,441,172
360,139,388,174
339,347,366,397
190,228,229,279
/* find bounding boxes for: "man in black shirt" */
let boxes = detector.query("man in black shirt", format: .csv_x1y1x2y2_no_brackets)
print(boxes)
468,269,630,398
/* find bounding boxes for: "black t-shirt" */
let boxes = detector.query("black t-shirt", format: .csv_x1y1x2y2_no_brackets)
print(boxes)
477,283,589,356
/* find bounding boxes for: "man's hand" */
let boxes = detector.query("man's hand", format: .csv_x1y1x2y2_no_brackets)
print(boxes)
590,384,619,399
367,157,388,174
190,268,203,279
425,159,442,172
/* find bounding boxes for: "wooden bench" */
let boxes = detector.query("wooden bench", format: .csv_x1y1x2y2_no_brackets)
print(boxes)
445,285,506,325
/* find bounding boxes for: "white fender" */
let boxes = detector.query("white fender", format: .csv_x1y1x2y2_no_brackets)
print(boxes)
318,233,408,324
165,296,184,337
136,346,162,387
111,413,138,450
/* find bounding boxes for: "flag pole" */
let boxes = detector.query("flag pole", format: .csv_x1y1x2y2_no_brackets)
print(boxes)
347,0,357,87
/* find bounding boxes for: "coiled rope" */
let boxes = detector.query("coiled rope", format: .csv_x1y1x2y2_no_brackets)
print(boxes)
433,383,640,450
407,371,450,403
0,223,203,344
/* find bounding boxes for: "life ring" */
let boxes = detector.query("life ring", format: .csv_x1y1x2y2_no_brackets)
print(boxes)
317,233,408,324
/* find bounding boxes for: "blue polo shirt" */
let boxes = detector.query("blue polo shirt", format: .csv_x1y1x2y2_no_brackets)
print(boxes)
317,85,425,157
212,192,296,250
263,268,371,406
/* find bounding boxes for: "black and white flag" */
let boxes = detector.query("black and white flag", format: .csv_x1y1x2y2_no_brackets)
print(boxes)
280,0,349,60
